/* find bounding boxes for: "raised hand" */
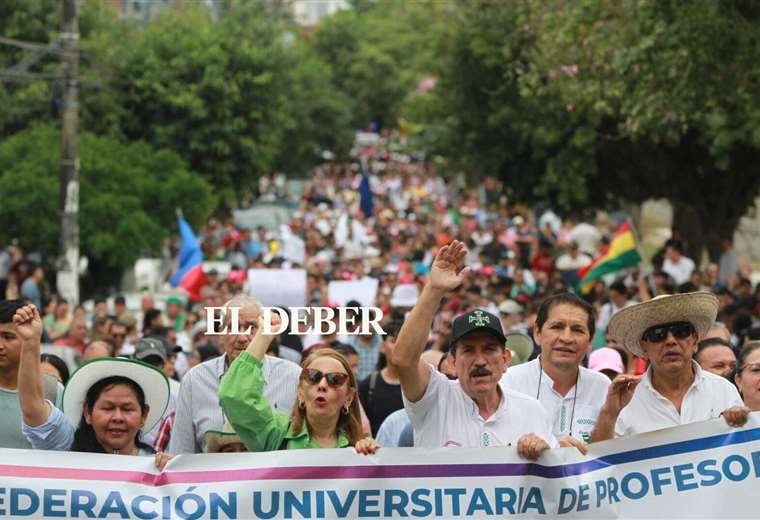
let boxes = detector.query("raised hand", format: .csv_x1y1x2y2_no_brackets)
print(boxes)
429,240,470,292
12,304,42,346
246,314,281,360
602,374,641,416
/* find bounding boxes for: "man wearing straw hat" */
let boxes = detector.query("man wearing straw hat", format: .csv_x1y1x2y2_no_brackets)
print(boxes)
590,292,750,442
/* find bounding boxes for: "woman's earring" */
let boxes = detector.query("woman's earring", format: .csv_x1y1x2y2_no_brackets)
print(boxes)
299,400,305,410
342,404,349,415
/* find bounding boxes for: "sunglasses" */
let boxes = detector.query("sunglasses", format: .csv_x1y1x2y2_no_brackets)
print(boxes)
641,322,695,343
300,368,349,388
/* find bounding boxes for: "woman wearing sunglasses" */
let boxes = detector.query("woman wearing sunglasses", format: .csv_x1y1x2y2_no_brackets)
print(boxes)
735,342,760,411
219,315,379,453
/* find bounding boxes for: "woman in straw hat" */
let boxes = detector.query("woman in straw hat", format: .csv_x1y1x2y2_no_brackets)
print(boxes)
219,315,380,453
13,305,172,469
589,292,750,442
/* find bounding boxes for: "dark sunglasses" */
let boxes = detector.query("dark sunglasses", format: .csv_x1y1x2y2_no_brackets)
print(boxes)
300,368,349,388
641,322,695,343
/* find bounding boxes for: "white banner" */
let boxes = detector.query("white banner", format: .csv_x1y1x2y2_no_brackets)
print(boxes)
1,414,759,519
327,278,379,307
247,268,306,308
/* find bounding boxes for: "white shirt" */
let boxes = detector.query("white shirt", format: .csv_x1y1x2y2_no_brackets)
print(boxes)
615,361,743,437
500,358,610,443
662,256,696,286
376,408,411,447
168,353,301,454
404,365,558,449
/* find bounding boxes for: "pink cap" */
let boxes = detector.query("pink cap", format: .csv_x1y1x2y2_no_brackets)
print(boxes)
589,347,624,374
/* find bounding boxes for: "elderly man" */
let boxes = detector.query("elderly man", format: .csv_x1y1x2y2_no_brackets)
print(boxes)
393,241,556,460
168,296,301,454
590,292,749,442
501,293,611,446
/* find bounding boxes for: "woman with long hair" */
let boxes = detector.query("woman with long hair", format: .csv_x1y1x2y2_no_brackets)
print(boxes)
219,315,379,453
13,304,172,468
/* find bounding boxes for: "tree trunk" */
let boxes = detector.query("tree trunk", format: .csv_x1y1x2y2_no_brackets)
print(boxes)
671,201,705,267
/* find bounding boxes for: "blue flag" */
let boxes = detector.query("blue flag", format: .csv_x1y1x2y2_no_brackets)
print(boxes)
359,173,374,218
170,215,205,301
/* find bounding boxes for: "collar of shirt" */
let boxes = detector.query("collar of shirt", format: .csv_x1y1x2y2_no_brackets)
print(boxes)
642,359,705,397
217,352,272,382
284,423,350,449
533,356,578,400
464,384,507,423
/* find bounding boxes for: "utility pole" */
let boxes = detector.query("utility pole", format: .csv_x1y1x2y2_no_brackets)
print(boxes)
57,0,80,305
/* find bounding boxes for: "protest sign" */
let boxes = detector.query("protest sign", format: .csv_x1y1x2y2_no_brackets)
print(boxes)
247,268,306,308
1,414,758,519
327,278,379,307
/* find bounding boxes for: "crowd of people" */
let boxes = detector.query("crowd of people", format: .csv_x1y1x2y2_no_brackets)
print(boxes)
1,149,759,472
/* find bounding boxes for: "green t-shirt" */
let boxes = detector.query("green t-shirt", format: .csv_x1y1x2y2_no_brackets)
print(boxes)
0,376,64,449
0,386,32,449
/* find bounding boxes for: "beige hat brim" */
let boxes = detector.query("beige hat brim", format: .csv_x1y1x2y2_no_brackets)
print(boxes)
607,292,718,358
204,430,244,453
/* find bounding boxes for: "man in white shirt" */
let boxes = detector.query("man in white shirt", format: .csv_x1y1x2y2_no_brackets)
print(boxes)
501,292,611,446
590,292,749,441
393,241,557,461
169,296,301,454
662,241,696,287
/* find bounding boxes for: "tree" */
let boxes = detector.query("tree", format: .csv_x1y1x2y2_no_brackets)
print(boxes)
312,0,453,130
521,0,760,260
412,0,760,261
0,125,214,291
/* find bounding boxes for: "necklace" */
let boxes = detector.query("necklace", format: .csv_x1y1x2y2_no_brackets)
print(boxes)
536,357,580,437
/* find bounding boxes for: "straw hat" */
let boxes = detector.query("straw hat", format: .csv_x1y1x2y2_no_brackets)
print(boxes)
204,422,244,453
607,292,718,357
62,357,170,433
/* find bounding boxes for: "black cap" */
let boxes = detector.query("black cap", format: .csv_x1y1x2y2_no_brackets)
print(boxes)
449,309,507,349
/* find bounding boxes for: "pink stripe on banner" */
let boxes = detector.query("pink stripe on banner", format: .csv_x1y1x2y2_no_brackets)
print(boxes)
0,463,532,486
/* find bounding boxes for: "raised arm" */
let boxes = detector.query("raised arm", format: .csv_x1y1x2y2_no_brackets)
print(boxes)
590,374,641,442
219,316,290,452
392,241,470,402
15,305,50,427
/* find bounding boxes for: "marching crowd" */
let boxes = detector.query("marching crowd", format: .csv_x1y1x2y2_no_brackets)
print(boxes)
1,154,759,472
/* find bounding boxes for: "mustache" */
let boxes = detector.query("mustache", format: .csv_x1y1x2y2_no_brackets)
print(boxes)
470,367,492,377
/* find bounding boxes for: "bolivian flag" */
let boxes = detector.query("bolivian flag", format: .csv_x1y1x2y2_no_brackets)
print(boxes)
577,222,641,293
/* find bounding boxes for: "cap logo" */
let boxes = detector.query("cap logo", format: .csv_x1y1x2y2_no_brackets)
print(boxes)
468,310,490,327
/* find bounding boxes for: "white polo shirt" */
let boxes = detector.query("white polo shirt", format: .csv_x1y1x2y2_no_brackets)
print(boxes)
615,361,743,437
500,357,610,443
403,365,558,449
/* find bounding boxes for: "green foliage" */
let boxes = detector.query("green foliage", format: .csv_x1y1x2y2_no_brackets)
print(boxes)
312,0,453,129
0,125,214,270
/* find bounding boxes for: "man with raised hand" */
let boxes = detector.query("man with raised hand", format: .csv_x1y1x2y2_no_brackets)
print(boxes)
392,240,557,461
590,292,749,442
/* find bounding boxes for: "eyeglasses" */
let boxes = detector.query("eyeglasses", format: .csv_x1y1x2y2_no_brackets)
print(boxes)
300,368,349,388
740,362,760,375
641,322,695,343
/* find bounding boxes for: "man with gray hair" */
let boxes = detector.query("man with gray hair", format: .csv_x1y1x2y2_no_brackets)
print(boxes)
169,296,301,454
